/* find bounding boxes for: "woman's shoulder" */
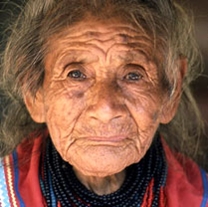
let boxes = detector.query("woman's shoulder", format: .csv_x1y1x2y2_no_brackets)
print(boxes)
162,140,208,207
0,133,46,206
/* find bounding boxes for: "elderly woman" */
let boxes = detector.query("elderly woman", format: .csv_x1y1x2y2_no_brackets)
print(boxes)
0,0,207,206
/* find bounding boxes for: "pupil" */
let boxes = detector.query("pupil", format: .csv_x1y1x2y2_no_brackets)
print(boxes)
73,71,81,78
70,70,82,78
129,73,139,80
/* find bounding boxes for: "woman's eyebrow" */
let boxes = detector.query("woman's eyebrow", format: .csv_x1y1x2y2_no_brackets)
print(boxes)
63,61,85,70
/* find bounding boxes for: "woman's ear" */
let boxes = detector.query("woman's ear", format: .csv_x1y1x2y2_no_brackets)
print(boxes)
23,89,45,123
160,57,187,124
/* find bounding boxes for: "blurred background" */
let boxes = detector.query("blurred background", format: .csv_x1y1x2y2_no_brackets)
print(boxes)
179,0,208,170
0,0,207,169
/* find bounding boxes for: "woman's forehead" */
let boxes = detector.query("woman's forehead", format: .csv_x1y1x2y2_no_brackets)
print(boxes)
44,18,155,61
43,19,157,73
47,16,152,42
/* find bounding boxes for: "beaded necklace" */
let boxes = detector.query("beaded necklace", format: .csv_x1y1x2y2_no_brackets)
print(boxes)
40,135,167,207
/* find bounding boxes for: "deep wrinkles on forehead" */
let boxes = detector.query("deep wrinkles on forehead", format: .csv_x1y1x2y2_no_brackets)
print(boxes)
53,23,148,41
46,23,153,53
45,23,155,71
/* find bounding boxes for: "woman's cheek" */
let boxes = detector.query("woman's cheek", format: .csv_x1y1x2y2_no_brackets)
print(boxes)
124,93,162,149
44,88,87,155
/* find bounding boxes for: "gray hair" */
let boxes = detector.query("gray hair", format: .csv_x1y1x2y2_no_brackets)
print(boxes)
0,0,204,165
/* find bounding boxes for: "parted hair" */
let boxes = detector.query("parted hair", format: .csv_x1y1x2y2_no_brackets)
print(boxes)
0,0,204,164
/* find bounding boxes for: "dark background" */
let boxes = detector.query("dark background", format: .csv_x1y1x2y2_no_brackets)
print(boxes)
0,0,207,169
179,0,208,170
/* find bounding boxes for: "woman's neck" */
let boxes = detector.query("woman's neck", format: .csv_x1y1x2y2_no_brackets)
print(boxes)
73,168,126,195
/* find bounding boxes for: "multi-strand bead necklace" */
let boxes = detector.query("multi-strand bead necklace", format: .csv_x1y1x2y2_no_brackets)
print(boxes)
40,135,167,206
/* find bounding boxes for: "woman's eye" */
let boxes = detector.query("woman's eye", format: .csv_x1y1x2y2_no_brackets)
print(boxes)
124,72,143,81
67,70,86,80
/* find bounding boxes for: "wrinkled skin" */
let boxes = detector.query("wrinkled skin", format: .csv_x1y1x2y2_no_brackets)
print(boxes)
25,18,182,195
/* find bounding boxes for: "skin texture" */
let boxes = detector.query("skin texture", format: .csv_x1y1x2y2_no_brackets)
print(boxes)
24,18,183,195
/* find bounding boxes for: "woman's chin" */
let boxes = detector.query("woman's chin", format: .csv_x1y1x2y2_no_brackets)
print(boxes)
64,145,140,177
74,166,124,178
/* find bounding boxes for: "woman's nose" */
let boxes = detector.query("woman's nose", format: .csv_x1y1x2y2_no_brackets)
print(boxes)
86,82,127,124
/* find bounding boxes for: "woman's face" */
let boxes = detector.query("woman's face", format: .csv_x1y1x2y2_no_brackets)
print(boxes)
27,19,178,177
